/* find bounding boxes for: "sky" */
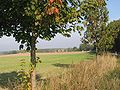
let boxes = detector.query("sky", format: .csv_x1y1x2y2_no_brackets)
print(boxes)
0,0,120,52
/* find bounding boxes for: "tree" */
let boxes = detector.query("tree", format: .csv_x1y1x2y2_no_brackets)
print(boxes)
89,19,120,53
96,19,120,53
80,0,109,55
72,47,78,51
107,19,120,53
79,43,94,51
0,0,83,89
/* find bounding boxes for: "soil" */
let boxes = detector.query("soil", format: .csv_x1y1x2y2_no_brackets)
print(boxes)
0,51,87,57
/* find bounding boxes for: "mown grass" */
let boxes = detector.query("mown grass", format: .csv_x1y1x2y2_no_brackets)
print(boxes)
0,52,95,75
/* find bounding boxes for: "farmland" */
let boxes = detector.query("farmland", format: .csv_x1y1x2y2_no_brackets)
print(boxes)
0,52,95,76
0,52,120,90
0,52,95,89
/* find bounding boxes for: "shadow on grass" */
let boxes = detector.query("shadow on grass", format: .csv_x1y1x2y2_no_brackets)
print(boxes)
52,63,71,68
88,51,96,55
85,52,96,60
0,71,41,89
52,52,96,68
0,71,18,89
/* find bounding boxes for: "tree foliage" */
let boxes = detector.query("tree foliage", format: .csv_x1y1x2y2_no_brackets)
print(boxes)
79,43,94,51
108,19,120,53
0,0,83,49
80,0,109,54
0,0,83,89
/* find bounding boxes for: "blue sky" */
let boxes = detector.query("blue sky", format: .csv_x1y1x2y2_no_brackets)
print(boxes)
107,0,120,21
0,1,120,52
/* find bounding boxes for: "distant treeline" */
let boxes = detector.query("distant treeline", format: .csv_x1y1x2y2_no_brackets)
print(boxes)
0,50,26,55
36,48,80,53
0,46,94,55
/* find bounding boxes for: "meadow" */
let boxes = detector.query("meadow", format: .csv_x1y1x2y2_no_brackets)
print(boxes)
0,52,95,74
0,52,95,89
0,52,120,90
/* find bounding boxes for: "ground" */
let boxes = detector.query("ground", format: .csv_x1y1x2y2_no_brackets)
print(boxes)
0,52,95,89
0,52,120,90
0,52,95,75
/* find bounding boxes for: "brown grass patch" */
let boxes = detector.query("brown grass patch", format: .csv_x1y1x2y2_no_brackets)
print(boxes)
0,51,85,57
37,54,119,90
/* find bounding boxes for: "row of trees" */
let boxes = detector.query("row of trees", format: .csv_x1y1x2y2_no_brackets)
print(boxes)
81,0,109,55
80,0,120,54
82,18,120,54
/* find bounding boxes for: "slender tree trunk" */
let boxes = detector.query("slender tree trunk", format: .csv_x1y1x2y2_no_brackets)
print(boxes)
30,34,36,90
96,46,98,60
95,35,98,60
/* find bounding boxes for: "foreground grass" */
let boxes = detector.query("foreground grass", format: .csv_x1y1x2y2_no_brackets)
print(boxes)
37,54,120,90
0,52,95,89
0,53,120,90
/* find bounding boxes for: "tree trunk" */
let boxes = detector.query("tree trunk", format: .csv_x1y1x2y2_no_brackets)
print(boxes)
95,30,98,60
30,35,36,90
96,46,98,60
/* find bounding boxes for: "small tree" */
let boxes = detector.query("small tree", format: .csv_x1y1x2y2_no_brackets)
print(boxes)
0,0,83,89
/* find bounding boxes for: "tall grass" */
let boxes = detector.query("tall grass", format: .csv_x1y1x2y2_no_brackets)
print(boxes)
2,54,119,90
37,54,119,90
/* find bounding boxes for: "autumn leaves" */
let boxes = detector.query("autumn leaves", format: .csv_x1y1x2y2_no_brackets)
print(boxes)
49,0,62,5
46,0,62,15
46,6,59,15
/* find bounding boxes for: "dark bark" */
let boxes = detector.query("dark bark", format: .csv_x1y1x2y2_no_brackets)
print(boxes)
95,31,98,60
96,46,98,60
30,34,36,90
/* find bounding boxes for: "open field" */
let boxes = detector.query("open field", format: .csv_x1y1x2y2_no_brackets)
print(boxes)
0,52,120,90
0,52,95,76
0,52,95,89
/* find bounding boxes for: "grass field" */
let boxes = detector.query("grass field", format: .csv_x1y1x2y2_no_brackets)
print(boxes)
0,52,95,76
0,52,120,90
0,52,95,89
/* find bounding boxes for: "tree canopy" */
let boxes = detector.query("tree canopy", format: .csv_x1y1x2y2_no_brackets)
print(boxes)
108,19,120,53
0,0,83,49
0,0,83,89
80,0,109,54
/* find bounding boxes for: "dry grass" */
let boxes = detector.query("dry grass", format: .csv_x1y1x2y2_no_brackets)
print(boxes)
37,54,120,90
2,53,119,90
